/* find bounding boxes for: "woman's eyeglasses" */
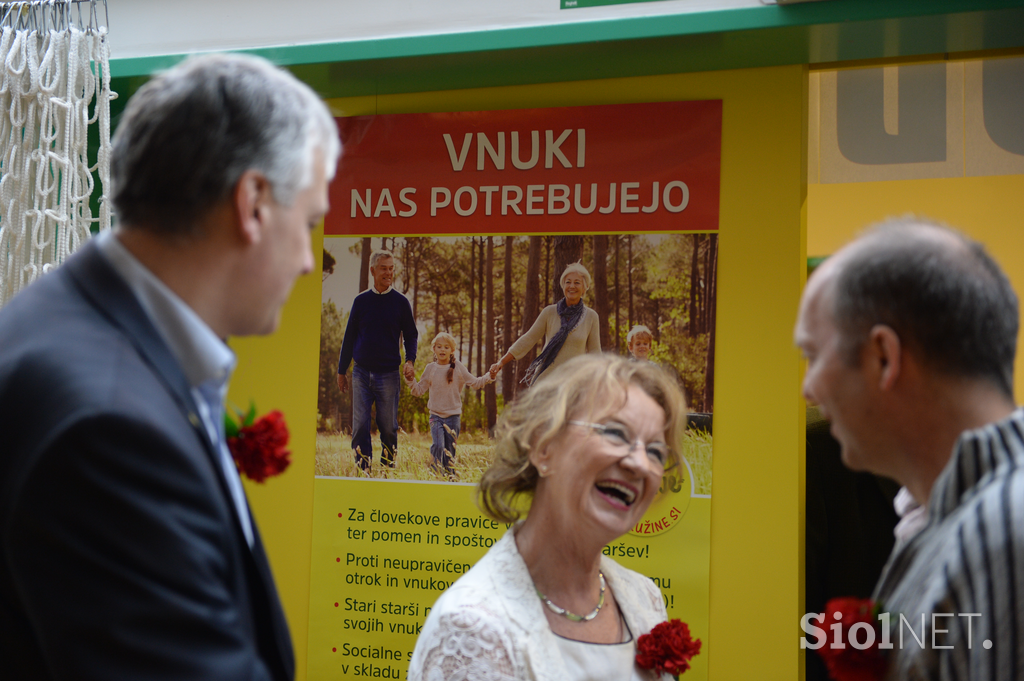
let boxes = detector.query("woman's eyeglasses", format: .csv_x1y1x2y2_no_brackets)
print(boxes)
568,420,674,472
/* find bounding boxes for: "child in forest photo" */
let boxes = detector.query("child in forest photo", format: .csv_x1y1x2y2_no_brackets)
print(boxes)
626,324,654,361
407,333,494,478
626,324,689,402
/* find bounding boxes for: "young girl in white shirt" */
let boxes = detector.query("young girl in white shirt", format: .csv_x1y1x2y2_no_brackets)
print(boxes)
407,333,493,477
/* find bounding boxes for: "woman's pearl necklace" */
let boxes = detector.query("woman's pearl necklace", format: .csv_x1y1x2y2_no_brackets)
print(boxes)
535,571,606,622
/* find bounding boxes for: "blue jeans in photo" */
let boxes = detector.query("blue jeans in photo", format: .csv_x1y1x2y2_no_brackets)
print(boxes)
351,365,400,470
429,414,460,474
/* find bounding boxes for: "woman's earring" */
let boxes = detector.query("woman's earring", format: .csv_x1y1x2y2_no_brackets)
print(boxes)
539,464,549,477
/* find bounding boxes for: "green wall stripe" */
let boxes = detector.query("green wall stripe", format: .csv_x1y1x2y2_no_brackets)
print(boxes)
108,1,1024,99
109,0,1024,78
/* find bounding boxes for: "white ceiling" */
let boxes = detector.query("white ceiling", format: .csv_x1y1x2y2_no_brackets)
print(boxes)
107,0,763,61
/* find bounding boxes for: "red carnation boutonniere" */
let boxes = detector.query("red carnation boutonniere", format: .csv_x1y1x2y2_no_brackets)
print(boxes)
816,597,888,681
636,619,702,678
224,402,292,483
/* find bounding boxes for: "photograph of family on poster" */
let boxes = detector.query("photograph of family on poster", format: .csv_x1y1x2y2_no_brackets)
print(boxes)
316,233,716,492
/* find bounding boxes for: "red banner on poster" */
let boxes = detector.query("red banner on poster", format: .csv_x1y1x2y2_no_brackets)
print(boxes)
326,100,721,236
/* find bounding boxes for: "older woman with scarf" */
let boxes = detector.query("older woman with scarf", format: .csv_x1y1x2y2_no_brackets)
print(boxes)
490,263,600,386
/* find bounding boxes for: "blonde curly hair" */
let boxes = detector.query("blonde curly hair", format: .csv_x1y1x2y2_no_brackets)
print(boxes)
477,353,687,523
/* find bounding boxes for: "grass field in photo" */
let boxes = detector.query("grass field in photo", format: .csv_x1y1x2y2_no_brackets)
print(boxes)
315,428,713,497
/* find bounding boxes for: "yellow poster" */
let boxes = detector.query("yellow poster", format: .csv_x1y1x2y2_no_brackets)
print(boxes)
307,101,719,680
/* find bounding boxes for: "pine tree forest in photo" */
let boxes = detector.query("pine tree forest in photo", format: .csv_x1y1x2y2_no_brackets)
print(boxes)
316,233,716,491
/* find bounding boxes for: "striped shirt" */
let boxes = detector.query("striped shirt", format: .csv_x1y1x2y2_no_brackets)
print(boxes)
873,408,1024,680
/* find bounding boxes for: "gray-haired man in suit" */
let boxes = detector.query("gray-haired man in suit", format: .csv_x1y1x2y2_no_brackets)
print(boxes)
0,54,339,679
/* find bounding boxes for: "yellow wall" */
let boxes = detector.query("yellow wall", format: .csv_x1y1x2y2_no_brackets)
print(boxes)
807,174,1024,403
229,259,323,679
233,64,808,680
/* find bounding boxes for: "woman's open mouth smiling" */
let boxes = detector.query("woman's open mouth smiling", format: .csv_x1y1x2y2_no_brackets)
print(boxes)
595,480,638,508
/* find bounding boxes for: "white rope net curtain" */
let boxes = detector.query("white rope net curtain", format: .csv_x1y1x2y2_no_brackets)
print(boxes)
0,0,112,307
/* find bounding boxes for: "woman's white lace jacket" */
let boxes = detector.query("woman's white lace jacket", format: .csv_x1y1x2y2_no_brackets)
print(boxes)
408,529,672,681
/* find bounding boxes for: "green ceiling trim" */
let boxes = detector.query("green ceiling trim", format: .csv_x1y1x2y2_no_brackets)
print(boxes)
108,0,1024,97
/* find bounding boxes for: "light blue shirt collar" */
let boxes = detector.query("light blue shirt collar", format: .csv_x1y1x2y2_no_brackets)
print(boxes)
95,230,253,547
95,230,236,388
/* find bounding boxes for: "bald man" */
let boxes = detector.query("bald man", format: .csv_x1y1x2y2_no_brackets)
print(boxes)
795,218,1022,679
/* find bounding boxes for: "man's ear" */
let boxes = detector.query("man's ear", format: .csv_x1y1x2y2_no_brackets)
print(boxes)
233,170,272,245
866,324,902,391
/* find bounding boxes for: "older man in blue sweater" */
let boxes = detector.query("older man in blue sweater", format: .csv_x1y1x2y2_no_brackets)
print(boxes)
337,251,418,472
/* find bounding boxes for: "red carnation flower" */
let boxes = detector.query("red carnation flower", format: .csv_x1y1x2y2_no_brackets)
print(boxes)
816,598,888,681
226,409,291,483
636,619,702,676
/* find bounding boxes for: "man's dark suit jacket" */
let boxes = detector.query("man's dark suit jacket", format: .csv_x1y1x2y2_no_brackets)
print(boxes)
0,241,294,680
